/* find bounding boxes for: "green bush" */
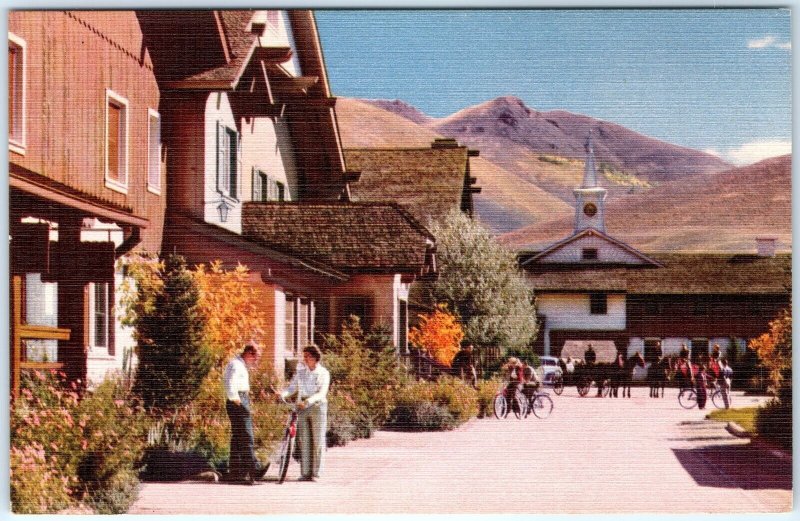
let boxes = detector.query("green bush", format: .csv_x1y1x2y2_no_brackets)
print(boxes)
756,367,791,450
389,377,478,430
390,402,457,431
322,317,408,444
476,377,505,418
87,469,140,514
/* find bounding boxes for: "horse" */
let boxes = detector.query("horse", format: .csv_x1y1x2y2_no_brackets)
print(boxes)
647,357,671,398
619,352,645,398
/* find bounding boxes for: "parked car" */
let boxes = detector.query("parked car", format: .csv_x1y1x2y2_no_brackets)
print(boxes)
537,356,563,384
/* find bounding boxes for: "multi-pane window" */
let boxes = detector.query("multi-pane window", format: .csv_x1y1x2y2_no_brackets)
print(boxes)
253,170,269,202
24,273,58,362
90,282,110,352
298,299,309,349
589,293,607,315
105,90,129,191
147,109,161,193
217,122,240,200
9,33,25,152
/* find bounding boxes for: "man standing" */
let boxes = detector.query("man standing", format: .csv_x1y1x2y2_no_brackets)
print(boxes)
452,342,477,388
279,345,330,481
223,344,266,484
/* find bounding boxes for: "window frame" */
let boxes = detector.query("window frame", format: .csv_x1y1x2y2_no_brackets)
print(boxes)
104,89,129,193
8,32,26,155
216,122,241,201
147,108,162,195
88,281,112,355
589,292,608,315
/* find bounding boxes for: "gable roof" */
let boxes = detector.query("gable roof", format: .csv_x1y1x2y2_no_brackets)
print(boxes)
524,252,791,295
344,141,480,226
241,202,436,275
521,228,663,267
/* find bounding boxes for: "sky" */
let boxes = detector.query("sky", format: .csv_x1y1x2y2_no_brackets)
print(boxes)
316,9,792,165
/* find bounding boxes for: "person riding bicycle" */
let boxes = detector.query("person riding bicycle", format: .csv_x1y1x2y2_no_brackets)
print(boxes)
674,344,694,389
503,357,524,408
521,361,540,403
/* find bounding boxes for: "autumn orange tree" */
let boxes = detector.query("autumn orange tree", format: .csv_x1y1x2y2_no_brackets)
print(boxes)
748,308,792,394
192,260,272,368
408,304,464,367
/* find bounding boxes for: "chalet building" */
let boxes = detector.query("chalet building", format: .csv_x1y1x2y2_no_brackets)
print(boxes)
519,137,791,375
139,10,435,375
9,11,166,397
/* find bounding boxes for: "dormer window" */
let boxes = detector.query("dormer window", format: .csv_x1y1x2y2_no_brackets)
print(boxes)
582,248,598,261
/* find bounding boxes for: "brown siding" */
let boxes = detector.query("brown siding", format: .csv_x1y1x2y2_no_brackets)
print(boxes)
627,294,789,339
8,11,165,252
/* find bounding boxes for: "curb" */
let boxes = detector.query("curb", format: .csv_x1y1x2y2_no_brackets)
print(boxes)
725,421,750,438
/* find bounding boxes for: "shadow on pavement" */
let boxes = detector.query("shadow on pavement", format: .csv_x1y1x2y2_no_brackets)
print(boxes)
672,443,792,490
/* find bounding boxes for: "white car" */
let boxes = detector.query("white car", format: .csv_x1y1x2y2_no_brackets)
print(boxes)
537,356,564,384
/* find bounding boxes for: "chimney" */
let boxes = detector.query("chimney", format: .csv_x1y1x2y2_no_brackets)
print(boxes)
756,237,777,257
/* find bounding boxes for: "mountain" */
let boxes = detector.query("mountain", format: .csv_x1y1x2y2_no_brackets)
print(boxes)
334,96,790,249
499,154,792,253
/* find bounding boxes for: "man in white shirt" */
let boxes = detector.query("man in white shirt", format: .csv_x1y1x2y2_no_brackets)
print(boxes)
279,344,330,481
224,344,265,484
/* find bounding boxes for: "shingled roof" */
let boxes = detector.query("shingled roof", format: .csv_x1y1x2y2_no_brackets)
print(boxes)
344,141,479,226
242,202,435,275
523,253,791,295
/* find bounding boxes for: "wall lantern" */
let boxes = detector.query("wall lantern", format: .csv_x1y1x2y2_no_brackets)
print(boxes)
217,200,231,223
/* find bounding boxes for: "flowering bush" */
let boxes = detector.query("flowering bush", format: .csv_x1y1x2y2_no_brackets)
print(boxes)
11,370,149,514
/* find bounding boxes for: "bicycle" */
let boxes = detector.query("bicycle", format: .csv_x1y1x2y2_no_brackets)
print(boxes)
269,394,300,484
711,381,733,410
678,381,731,410
522,388,554,419
493,388,526,420
551,374,564,396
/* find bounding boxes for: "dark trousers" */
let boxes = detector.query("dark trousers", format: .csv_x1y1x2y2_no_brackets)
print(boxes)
226,393,257,479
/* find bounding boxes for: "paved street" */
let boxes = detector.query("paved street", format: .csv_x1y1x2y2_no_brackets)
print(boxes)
130,388,791,514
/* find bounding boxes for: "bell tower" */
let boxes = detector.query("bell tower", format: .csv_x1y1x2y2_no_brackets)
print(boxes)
573,134,607,233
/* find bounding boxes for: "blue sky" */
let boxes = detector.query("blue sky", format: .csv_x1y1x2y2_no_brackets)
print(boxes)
316,9,791,165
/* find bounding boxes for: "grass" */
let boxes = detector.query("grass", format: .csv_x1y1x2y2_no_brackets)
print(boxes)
706,406,759,435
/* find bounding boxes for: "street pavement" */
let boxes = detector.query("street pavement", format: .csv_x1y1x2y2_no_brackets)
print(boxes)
130,387,791,514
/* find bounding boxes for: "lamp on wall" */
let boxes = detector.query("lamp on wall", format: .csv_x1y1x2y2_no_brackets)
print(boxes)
217,200,231,223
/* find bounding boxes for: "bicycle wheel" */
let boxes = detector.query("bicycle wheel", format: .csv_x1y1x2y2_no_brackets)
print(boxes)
678,388,697,409
577,379,590,397
711,389,731,409
532,393,554,419
277,434,294,484
553,376,564,396
493,394,508,419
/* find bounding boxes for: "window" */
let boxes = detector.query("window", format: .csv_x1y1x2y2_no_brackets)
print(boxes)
147,109,161,194
298,299,309,349
589,293,607,315
89,282,110,352
253,169,268,202
216,122,240,200
582,248,598,261
285,295,295,354
24,273,58,362
8,33,25,153
105,90,129,192
275,181,285,201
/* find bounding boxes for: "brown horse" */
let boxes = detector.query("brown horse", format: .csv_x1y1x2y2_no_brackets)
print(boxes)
647,357,672,398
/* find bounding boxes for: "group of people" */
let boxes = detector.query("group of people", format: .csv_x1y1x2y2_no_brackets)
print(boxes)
673,342,733,409
502,356,541,405
223,343,330,484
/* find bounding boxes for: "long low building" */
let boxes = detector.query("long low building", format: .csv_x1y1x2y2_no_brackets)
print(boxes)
518,137,791,366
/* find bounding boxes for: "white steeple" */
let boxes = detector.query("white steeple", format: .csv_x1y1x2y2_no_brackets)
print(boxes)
573,133,607,233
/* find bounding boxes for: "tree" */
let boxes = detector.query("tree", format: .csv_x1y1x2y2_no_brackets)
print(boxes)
192,261,271,368
132,254,212,412
408,304,464,367
748,308,791,394
425,209,538,354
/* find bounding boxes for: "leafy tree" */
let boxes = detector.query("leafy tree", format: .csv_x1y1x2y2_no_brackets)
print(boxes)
192,261,271,368
132,254,212,412
748,308,792,395
425,209,538,355
408,303,464,367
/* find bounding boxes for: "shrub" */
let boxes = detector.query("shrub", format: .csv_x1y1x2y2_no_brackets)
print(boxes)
323,317,408,444
133,254,212,412
476,377,505,418
755,367,792,450
76,378,147,511
390,402,456,431
408,303,464,367
389,377,478,430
